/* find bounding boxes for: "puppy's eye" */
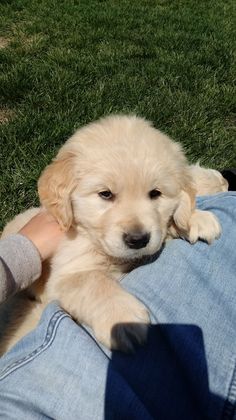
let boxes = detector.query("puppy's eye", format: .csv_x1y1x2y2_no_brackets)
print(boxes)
99,190,114,200
149,189,161,199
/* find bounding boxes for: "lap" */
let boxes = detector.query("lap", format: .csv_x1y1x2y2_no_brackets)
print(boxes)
0,192,235,419
120,191,236,419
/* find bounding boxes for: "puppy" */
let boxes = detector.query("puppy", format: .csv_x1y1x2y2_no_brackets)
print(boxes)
1,115,222,352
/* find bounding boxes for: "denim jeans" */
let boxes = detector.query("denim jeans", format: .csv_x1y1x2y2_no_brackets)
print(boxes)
0,192,235,420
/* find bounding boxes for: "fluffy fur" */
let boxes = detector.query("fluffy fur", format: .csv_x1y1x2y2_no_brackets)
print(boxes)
189,163,228,195
1,115,224,353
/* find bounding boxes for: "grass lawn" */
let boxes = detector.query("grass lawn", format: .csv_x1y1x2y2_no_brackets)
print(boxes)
0,0,235,229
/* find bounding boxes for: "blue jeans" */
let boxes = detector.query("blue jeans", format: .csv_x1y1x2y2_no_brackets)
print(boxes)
0,192,235,419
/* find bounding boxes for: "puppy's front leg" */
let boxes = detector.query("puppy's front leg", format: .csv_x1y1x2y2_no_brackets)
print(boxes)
173,190,221,244
49,272,150,352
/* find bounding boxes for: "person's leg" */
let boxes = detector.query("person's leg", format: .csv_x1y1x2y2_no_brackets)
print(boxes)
0,192,235,420
221,169,236,191
115,191,236,419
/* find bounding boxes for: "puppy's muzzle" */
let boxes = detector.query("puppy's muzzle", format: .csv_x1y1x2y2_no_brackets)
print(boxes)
123,231,150,249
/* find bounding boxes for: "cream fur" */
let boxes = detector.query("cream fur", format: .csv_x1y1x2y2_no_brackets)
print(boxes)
1,115,224,353
189,163,228,195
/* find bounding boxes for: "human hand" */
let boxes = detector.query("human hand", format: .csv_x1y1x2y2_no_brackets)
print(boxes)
19,211,65,260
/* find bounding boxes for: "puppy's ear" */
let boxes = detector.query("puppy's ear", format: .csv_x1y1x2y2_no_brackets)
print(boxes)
38,152,77,231
172,185,196,234
173,190,195,232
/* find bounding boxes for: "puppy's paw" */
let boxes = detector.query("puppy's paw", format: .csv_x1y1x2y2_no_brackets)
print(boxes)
188,209,221,244
92,292,150,352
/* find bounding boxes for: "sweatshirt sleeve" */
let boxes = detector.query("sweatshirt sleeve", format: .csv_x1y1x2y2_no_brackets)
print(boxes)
0,234,42,303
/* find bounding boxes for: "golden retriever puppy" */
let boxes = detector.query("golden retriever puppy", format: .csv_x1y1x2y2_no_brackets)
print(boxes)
1,115,222,352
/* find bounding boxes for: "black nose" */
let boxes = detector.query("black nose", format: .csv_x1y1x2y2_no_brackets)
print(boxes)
123,231,150,249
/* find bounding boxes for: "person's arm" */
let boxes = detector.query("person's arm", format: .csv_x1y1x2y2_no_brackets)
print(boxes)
0,234,42,303
0,211,64,303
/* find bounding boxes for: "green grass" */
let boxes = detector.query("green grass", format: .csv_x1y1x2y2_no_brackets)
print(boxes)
0,0,235,229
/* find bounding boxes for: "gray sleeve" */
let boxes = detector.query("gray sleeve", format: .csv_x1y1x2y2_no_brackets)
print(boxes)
0,234,42,303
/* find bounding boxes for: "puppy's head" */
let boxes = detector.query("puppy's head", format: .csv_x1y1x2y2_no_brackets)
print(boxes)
38,115,195,260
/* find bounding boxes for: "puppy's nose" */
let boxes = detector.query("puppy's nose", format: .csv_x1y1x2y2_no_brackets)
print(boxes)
123,231,150,249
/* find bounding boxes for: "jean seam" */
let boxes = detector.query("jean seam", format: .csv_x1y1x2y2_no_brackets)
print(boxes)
0,309,70,381
222,359,236,419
